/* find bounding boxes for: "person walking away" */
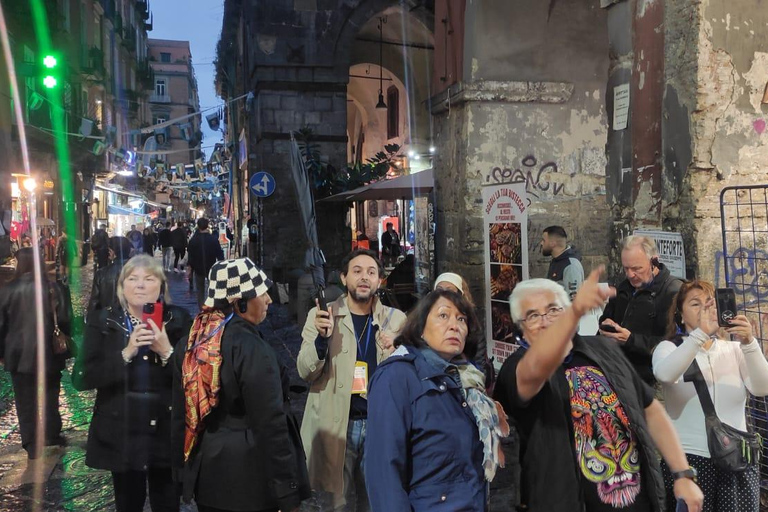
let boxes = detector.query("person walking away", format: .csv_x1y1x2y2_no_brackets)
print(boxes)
127,225,143,255
171,221,188,274
187,218,224,308
73,255,192,512
158,222,173,271
0,247,72,459
540,225,584,300
494,273,704,512
87,236,133,323
172,258,310,512
56,230,69,284
297,249,407,511
599,235,683,384
653,280,768,511
365,289,509,511
91,224,110,270
380,223,401,267
142,228,155,257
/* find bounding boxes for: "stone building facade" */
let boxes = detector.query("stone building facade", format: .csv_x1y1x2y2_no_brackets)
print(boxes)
216,0,768,308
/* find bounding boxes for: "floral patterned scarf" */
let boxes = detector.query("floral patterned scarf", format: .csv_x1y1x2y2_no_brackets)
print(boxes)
181,308,229,461
458,363,510,481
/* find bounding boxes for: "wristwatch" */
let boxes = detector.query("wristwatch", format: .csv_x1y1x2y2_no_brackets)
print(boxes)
671,467,698,483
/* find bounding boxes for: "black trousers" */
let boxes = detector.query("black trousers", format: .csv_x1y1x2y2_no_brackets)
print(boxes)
112,467,179,512
173,248,185,268
11,371,62,458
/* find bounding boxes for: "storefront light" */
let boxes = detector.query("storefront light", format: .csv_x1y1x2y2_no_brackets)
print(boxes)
23,177,37,192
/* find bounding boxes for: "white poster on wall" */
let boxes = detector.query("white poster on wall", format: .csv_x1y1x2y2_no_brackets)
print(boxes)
483,183,529,369
633,229,686,279
613,83,631,131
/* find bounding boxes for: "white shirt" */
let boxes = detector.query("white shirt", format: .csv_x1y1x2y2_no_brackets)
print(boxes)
652,328,768,457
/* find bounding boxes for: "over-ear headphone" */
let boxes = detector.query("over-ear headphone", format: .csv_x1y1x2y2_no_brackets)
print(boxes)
238,298,248,314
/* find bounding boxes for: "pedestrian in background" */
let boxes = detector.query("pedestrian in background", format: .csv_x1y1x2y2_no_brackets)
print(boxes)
540,225,584,300
74,255,192,512
365,289,508,511
173,258,309,512
143,227,156,257
171,221,188,274
0,247,71,459
87,236,133,323
127,224,143,256
653,280,768,511
187,218,224,308
91,224,110,270
158,221,173,271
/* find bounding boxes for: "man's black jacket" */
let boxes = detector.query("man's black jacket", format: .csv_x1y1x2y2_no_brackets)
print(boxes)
599,263,682,384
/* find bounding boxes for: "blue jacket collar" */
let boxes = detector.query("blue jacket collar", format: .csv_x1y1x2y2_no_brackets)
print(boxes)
382,345,462,386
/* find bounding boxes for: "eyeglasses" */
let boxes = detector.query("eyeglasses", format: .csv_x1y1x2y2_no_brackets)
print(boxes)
522,306,564,325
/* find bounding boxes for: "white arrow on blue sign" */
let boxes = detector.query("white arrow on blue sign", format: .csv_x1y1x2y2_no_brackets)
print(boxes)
250,171,276,198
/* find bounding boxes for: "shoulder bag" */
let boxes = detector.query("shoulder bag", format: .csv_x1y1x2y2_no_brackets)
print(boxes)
50,284,74,358
685,359,761,472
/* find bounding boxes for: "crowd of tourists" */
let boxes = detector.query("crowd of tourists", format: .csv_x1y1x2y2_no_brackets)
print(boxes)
0,227,765,512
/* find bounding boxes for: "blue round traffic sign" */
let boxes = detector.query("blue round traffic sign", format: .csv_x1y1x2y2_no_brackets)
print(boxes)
250,171,276,198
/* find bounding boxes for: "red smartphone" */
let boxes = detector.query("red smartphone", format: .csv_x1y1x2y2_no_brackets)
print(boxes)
142,302,163,330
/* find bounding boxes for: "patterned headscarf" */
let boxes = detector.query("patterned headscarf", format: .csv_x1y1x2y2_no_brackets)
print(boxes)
181,308,228,461
457,363,510,481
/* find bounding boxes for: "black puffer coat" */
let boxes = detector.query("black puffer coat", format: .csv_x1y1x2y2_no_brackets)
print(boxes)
86,261,123,321
73,304,192,472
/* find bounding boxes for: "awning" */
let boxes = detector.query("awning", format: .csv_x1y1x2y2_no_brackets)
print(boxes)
108,204,146,216
95,183,144,199
319,168,434,203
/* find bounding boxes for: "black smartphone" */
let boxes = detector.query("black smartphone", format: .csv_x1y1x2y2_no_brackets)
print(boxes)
600,323,618,333
317,287,328,312
675,498,688,512
715,287,738,327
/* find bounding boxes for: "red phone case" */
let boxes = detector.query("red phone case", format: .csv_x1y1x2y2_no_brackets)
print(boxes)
142,302,163,329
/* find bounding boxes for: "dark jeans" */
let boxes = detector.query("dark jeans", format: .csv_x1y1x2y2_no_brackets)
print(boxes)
173,248,186,269
11,371,62,458
112,467,179,512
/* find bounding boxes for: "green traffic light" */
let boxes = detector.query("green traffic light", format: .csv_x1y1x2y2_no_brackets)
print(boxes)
43,55,57,68
43,75,57,89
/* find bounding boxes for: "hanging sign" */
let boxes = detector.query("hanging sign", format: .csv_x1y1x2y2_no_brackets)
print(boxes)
483,183,529,369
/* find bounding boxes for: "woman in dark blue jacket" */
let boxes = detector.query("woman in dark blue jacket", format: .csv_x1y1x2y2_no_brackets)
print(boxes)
365,289,508,512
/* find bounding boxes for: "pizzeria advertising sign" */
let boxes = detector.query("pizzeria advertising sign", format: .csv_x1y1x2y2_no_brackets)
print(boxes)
482,183,529,368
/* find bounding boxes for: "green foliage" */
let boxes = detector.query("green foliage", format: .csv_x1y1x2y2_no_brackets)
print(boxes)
296,128,401,198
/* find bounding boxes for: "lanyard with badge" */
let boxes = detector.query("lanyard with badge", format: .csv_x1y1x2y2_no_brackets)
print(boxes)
352,315,372,396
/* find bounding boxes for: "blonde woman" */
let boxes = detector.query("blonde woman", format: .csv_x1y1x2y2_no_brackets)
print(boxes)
74,255,192,512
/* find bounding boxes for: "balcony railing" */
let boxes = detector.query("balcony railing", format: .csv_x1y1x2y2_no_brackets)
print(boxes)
149,94,171,103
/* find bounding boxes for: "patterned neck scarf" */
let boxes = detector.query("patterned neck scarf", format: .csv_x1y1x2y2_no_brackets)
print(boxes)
457,363,510,482
181,307,230,461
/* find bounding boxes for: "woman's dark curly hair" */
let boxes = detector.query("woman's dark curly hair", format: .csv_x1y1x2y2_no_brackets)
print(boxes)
394,289,482,360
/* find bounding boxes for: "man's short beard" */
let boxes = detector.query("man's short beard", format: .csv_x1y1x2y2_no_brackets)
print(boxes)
542,248,552,257
349,287,376,303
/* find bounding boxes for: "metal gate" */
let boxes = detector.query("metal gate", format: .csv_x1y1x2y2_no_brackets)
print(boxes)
720,185,768,504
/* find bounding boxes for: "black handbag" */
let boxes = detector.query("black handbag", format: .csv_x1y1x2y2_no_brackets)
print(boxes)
685,359,762,472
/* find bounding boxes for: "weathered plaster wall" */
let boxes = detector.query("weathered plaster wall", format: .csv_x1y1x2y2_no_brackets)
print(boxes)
433,0,611,294
664,0,768,286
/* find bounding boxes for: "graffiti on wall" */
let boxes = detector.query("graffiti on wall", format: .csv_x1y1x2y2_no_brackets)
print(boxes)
485,155,565,199
714,247,768,305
